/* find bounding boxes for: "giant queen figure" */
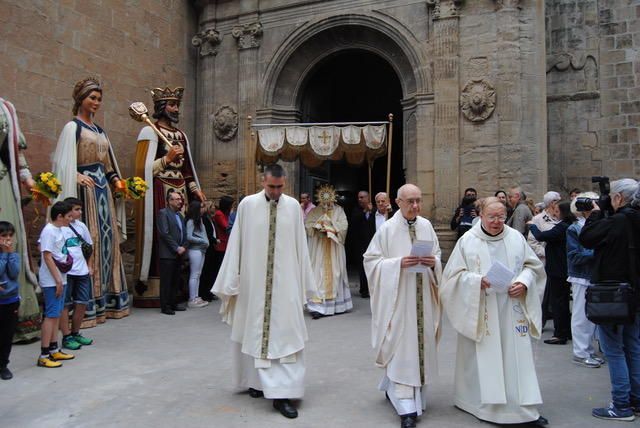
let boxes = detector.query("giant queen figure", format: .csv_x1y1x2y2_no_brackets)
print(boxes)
133,87,205,307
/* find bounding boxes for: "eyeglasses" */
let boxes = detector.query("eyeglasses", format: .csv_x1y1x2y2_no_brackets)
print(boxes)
398,198,422,205
485,215,507,222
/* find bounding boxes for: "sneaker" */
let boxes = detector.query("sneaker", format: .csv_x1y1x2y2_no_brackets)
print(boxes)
37,356,62,368
572,355,601,368
591,354,606,365
62,336,82,350
188,298,208,308
72,333,93,346
592,403,635,421
50,350,75,361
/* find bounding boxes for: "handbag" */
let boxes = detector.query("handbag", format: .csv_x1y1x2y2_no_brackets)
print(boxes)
68,223,93,260
53,253,74,273
585,213,638,325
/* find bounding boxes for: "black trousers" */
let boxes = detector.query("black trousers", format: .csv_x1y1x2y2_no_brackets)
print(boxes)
159,258,181,311
549,277,571,339
0,301,19,368
198,248,217,300
359,256,369,296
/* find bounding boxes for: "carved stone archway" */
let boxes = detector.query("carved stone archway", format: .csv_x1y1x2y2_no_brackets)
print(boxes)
256,13,433,197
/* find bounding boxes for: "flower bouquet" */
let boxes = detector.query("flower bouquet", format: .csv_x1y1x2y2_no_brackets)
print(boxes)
124,176,148,200
31,172,62,207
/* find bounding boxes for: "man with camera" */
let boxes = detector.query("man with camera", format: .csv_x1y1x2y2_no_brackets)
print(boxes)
579,178,640,421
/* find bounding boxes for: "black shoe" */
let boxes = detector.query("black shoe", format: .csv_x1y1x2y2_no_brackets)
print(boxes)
361,293,370,298
311,311,323,320
526,416,549,427
0,367,12,380
161,308,175,315
212,294,219,300
248,388,264,398
544,337,567,345
172,304,187,311
400,413,417,428
273,399,298,419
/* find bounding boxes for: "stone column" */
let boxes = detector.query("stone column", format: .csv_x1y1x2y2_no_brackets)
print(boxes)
428,0,462,224
192,28,222,172
232,20,263,195
494,0,524,189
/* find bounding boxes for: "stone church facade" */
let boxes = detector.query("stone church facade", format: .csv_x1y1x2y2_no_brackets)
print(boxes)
1,0,638,232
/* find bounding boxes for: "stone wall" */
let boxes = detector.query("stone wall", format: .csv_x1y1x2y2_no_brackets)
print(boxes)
546,0,640,194
1,0,197,251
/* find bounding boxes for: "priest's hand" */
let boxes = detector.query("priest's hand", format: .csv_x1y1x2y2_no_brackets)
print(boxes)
419,256,436,268
508,282,527,298
480,276,491,290
401,256,420,268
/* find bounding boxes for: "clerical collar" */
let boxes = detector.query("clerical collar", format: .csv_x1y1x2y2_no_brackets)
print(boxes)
481,225,503,237
265,195,279,204
406,218,417,226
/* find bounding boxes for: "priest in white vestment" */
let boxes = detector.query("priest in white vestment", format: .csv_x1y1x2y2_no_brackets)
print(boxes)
440,197,548,426
364,184,443,428
211,164,315,419
305,184,352,318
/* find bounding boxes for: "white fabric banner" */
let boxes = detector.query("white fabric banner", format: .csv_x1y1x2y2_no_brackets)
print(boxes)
363,124,386,149
258,128,285,153
285,126,308,146
340,125,361,145
309,126,340,156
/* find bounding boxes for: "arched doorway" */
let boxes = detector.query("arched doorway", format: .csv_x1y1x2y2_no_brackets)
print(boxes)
296,49,404,214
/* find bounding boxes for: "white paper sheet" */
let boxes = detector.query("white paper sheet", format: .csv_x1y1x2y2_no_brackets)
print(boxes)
407,240,434,273
485,260,514,293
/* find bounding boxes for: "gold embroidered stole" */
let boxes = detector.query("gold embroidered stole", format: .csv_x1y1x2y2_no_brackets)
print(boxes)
408,222,425,385
261,200,277,359
322,208,334,299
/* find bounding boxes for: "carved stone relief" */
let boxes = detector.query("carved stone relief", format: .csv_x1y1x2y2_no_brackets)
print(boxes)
461,79,496,122
426,0,463,20
192,28,222,57
231,22,263,50
213,105,239,142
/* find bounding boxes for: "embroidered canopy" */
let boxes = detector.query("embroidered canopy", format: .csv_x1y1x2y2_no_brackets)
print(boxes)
254,122,388,168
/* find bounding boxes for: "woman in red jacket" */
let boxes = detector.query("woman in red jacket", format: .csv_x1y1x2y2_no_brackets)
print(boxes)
211,196,234,285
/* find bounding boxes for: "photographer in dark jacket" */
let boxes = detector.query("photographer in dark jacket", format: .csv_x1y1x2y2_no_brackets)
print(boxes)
450,188,478,239
579,178,640,422
528,200,575,345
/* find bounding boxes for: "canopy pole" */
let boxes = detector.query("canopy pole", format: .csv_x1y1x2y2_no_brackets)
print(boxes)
245,115,252,196
250,126,257,192
385,113,394,198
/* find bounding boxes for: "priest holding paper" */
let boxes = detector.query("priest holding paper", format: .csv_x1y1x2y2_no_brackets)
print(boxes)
440,197,548,427
364,184,442,428
211,164,315,419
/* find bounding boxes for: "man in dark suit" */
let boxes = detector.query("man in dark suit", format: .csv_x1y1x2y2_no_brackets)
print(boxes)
349,190,372,298
368,192,393,239
199,200,219,302
157,189,188,315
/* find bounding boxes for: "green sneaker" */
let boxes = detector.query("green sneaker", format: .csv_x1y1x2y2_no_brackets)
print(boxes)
72,333,93,346
62,336,82,350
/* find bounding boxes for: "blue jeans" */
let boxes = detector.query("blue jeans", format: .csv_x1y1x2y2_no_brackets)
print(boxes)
597,317,640,408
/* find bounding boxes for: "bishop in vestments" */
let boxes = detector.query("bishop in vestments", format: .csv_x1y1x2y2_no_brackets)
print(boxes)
305,184,352,318
364,184,442,428
440,197,548,426
211,164,315,419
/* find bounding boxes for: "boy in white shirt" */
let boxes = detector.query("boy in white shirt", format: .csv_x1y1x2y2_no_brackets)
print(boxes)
37,201,75,368
60,197,94,350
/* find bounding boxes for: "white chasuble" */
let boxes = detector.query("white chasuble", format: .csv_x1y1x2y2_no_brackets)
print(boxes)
364,211,443,389
212,191,316,397
305,204,352,315
440,222,546,424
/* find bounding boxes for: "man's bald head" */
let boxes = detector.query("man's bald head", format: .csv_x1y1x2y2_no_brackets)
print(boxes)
396,184,422,220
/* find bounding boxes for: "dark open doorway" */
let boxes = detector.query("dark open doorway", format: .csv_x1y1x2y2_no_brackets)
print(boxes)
297,49,405,211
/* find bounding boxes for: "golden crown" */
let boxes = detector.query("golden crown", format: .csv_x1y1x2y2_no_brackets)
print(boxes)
151,87,184,103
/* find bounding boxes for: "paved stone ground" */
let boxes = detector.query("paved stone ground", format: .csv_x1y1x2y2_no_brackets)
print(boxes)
1,288,617,428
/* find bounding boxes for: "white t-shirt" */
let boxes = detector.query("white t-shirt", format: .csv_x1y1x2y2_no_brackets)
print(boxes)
63,220,93,276
38,223,68,287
